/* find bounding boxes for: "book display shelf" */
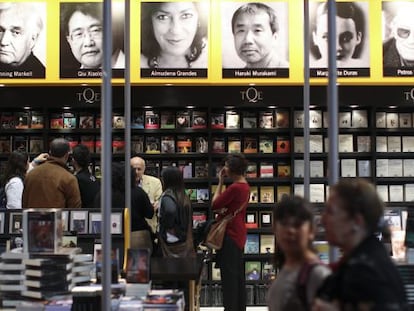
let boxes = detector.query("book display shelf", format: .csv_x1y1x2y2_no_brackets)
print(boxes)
0,85,413,306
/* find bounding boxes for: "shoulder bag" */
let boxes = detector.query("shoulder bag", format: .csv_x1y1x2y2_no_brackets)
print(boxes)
204,195,249,250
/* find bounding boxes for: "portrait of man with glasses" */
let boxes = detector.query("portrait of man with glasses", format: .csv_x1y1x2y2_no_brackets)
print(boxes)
60,2,124,78
383,1,414,76
0,2,46,78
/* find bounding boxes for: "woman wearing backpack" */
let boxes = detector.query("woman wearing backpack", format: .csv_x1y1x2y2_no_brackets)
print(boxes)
1,151,48,209
267,195,331,311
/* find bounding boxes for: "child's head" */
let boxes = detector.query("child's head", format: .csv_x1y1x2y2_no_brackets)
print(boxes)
273,195,315,259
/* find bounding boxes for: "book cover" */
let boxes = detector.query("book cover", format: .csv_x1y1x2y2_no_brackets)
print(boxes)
176,110,191,128
89,212,102,234
275,110,289,128
244,234,259,254
260,186,274,203
50,113,63,129
70,211,88,234
352,110,368,128
145,136,161,154
195,136,208,153
176,135,192,153
192,111,207,129
131,110,145,129
376,112,386,128
185,188,197,201
196,188,209,202
131,135,144,154
30,112,44,129
145,160,160,178
259,162,274,178
399,112,412,128
194,161,208,178
113,114,125,129
260,234,274,254
338,112,351,128
211,137,225,153
192,211,207,229
23,209,62,254
161,136,175,153
310,135,323,153
15,112,30,129
341,159,357,177
259,211,272,228
402,136,414,152
160,111,175,129
225,110,240,129
376,136,388,152
276,137,290,153
249,186,258,203
245,212,258,229
294,136,304,153
111,213,122,234
0,136,11,153
245,261,261,281
242,111,257,129
12,136,28,152
29,137,44,154
310,110,322,128
294,159,305,178
310,160,324,177
277,185,291,202
243,136,257,153
79,113,95,129
227,136,241,153
63,112,77,129
126,248,150,283
293,110,304,128
1,112,16,129
246,162,257,178
95,114,102,128
259,111,274,129
386,112,399,128
338,134,353,153
310,184,325,203
144,110,159,129
387,136,401,152
262,262,276,282
180,162,193,179
211,112,224,129
357,136,371,152
277,162,291,178
259,136,273,153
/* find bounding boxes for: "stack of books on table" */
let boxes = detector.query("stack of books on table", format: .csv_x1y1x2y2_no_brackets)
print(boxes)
143,289,185,311
0,251,27,308
72,253,93,286
21,248,81,300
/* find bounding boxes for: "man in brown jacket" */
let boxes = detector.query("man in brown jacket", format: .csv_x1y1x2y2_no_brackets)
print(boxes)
23,138,81,209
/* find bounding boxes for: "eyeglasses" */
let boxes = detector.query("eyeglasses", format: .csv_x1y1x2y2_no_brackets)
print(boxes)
69,25,102,41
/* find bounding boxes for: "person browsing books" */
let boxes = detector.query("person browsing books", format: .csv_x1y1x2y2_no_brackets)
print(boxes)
23,138,81,209
71,144,100,209
313,179,409,311
1,150,48,209
211,153,250,311
130,156,162,233
267,195,330,311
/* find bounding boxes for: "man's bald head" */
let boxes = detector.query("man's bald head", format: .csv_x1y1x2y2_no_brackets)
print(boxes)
130,156,145,181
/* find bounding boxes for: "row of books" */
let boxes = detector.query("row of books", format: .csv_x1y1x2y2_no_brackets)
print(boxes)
2,211,122,235
295,109,368,129
375,159,414,178
377,184,414,202
209,261,276,283
200,284,269,306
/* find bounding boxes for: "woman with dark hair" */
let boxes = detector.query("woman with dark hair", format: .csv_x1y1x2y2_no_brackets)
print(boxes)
311,2,365,68
157,166,195,257
267,196,330,311
140,1,207,69
313,178,409,310
1,151,29,209
211,153,250,311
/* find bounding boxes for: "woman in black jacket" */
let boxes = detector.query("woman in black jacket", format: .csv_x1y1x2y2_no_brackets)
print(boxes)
313,178,409,311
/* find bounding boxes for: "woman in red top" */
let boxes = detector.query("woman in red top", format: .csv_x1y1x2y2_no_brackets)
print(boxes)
212,154,250,311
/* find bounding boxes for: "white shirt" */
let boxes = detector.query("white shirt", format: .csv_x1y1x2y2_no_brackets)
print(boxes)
5,177,24,209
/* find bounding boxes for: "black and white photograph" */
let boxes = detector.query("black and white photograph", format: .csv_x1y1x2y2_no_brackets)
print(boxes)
309,1,370,78
60,2,125,78
0,2,46,79
383,1,414,77
140,1,209,78
221,1,289,78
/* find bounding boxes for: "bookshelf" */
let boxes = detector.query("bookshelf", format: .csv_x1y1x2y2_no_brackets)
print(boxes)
0,85,413,306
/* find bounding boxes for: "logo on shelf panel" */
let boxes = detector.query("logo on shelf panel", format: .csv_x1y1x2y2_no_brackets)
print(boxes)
240,87,263,103
76,88,101,104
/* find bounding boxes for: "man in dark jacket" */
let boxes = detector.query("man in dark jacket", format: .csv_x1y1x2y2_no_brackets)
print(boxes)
72,144,100,209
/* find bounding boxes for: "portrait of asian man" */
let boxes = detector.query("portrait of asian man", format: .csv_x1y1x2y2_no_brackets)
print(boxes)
0,2,46,78
309,1,369,69
383,2,414,75
59,2,124,78
221,2,289,69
